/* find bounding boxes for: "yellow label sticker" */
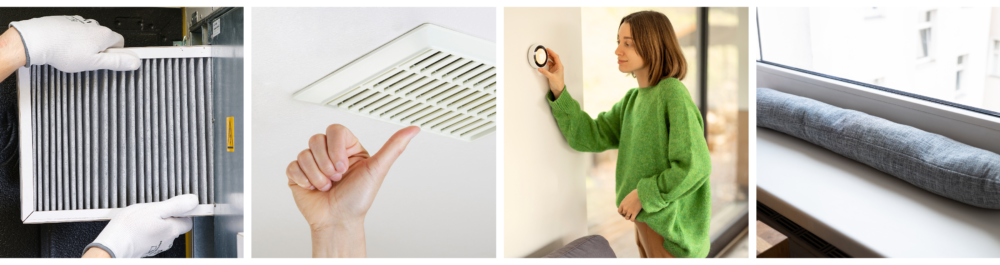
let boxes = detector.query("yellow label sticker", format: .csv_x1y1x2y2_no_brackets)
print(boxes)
227,117,235,152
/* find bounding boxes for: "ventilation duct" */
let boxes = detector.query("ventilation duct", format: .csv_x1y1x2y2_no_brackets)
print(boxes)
293,23,496,142
18,46,215,223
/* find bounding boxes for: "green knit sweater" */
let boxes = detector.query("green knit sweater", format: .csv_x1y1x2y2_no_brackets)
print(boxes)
547,77,712,258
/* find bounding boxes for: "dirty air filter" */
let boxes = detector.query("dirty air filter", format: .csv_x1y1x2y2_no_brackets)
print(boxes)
17,46,215,223
294,23,496,142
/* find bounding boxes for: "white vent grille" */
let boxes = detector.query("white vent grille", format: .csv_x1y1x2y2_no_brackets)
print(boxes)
294,24,496,141
18,46,216,223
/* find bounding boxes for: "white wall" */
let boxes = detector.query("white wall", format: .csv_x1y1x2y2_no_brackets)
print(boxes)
503,7,588,258
251,7,496,258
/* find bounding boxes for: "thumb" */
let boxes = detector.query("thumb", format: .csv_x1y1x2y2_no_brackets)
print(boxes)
157,194,199,218
90,52,140,71
537,67,553,78
369,126,420,176
98,28,126,49
165,217,194,236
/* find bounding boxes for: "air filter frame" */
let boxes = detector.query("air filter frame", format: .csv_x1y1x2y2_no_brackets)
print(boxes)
17,46,215,224
293,23,497,142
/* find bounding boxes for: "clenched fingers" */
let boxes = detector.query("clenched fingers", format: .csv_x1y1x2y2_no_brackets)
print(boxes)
326,124,366,181
308,134,338,180
286,161,314,190
295,149,332,191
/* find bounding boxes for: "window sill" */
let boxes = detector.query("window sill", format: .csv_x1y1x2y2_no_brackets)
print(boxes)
757,127,1000,258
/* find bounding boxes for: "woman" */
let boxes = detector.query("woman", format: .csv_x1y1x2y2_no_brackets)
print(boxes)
537,10,712,258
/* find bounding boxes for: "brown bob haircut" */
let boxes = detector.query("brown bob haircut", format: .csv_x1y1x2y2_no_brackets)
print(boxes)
620,11,687,86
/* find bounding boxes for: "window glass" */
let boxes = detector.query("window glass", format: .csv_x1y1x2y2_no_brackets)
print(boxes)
758,7,1000,112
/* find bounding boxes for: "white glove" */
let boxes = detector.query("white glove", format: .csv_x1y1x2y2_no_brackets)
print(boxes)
85,194,199,258
9,15,140,72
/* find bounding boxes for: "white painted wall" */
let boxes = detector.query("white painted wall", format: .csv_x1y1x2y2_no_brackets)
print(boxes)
251,7,496,258
503,7,588,258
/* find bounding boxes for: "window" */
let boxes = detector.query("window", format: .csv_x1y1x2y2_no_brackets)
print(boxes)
919,28,932,58
758,7,1000,113
917,10,935,59
956,54,966,91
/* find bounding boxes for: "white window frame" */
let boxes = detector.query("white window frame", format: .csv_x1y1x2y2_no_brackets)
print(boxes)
755,8,1000,258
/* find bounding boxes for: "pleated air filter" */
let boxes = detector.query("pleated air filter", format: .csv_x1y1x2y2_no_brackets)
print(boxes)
294,24,496,141
17,46,215,223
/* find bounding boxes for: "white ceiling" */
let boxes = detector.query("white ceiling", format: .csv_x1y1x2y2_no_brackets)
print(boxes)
251,7,496,258
254,7,495,92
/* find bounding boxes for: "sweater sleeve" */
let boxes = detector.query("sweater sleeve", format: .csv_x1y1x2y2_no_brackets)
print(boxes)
636,87,712,213
546,87,626,152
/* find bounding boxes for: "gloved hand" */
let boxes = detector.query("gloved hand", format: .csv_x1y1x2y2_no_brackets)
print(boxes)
9,15,140,72
84,194,199,258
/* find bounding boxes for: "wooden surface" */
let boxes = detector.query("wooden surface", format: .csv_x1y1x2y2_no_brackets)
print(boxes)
756,220,789,258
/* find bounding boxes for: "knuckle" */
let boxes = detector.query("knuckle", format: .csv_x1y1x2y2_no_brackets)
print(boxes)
297,149,312,161
365,159,383,177
309,134,326,146
286,162,298,176
326,124,346,134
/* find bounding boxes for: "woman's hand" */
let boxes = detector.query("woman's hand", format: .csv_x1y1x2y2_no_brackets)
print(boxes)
285,124,420,258
618,189,643,222
537,48,566,98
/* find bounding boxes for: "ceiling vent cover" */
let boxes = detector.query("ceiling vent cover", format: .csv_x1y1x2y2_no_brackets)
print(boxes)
294,24,496,142
17,46,216,223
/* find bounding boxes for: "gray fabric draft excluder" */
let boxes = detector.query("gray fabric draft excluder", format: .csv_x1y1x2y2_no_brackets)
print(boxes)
756,87,1000,209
